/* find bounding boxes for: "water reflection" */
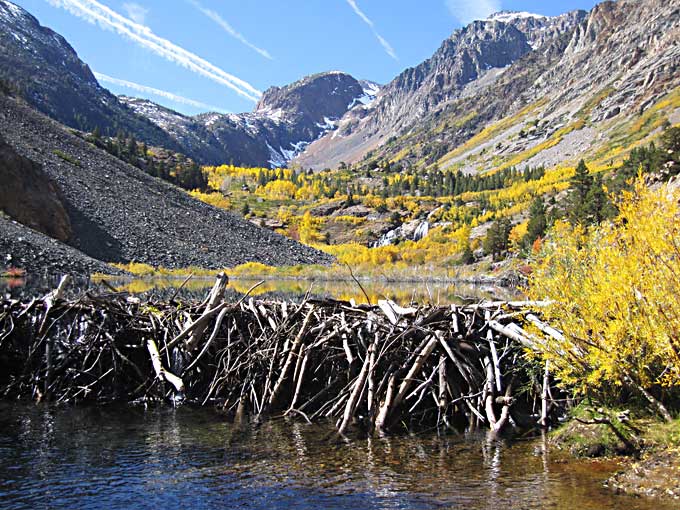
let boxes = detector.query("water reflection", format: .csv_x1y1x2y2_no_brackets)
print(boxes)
0,403,670,510
1,274,519,305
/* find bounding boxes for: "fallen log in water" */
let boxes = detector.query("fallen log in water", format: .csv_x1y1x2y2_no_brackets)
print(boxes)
0,275,564,436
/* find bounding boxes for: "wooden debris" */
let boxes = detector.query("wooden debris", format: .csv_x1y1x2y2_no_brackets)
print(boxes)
0,276,566,435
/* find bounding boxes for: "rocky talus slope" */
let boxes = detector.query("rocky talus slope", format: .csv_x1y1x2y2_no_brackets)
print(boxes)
0,215,123,277
0,91,333,272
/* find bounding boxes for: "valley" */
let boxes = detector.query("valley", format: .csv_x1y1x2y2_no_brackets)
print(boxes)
0,0,679,507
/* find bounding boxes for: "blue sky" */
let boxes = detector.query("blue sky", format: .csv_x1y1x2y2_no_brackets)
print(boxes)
12,0,600,116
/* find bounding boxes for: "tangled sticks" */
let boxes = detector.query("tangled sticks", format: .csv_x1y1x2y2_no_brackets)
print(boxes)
0,275,562,436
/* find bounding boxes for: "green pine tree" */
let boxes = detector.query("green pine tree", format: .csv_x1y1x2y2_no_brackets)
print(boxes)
524,196,547,248
568,159,593,225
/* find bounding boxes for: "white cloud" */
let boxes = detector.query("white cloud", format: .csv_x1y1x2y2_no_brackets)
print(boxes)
187,0,272,60
445,0,501,24
122,2,147,24
45,0,262,102
345,0,398,61
94,72,229,112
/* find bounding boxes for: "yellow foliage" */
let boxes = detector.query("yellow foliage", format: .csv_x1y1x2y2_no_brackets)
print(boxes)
332,215,366,225
256,180,298,200
298,211,326,245
361,194,387,209
189,190,231,210
228,261,277,277
487,119,586,176
508,221,528,252
317,223,470,269
113,262,156,276
529,178,680,395
203,164,263,191
438,99,547,165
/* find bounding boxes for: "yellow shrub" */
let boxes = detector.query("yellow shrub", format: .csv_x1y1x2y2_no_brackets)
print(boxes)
508,221,528,252
189,190,231,210
529,178,680,396
229,261,277,277
298,211,326,245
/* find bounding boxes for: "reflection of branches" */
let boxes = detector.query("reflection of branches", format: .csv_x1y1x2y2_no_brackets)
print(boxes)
345,263,371,305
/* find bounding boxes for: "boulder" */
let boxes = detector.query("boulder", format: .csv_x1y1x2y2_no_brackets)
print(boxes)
0,134,71,241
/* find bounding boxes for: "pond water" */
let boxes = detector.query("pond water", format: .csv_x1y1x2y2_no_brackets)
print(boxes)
0,403,671,510
1,275,518,306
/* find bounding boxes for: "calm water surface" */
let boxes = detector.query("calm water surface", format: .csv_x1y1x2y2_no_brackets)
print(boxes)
1,275,518,305
0,403,670,510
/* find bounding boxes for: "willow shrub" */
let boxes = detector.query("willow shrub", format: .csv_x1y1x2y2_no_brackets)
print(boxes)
529,177,680,407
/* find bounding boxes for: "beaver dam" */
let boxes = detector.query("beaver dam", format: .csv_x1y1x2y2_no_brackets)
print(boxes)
0,274,566,436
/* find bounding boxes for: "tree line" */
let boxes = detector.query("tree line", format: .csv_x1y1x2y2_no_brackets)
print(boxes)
86,127,207,191
483,125,680,260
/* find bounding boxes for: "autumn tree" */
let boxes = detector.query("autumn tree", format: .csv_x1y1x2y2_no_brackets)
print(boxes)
529,177,680,416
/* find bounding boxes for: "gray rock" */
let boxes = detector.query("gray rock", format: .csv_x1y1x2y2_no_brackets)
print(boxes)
0,91,334,272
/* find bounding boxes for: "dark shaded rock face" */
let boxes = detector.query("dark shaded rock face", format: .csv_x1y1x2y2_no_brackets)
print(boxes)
0,0,179,149
255,71,366,135
0,134,71,241
0,215,121,276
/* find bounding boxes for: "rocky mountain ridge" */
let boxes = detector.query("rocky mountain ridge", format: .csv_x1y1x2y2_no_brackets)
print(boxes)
294,9,589,170
295,0,679,172
121,72,379,167
1,0,677,178
0,0,379,168
0,0,180,150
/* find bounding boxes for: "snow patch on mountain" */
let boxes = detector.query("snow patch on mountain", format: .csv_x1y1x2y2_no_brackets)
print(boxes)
316,116,338,130
487,11,548,23
257,106,285,123
348,80,381,109
0,1,24,19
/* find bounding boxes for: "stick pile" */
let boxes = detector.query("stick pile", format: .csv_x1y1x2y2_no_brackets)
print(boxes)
0,275,563,435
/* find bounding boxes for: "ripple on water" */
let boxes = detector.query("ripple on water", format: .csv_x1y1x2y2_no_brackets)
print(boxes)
0,403,673,510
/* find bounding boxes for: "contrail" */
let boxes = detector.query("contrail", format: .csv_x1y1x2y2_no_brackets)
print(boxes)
45,0,262,102
187,0,273,60
94,72,230,113
345,0,397,61
445,0,502,24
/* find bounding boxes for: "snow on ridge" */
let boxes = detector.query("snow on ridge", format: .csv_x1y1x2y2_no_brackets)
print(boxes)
316,116,338,130
257,106,285,123
348,81,381,110
1,1,24,17
487,11,548,23
203,113,221,128
361,82,381,97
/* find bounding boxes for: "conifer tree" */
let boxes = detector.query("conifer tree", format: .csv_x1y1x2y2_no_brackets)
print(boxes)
568,159,593,225
524,196,547,248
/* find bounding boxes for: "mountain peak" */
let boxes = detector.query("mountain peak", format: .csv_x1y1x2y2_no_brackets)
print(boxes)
486,11,548,23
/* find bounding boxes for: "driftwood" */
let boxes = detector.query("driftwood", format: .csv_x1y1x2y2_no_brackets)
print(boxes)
0,275,566,435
